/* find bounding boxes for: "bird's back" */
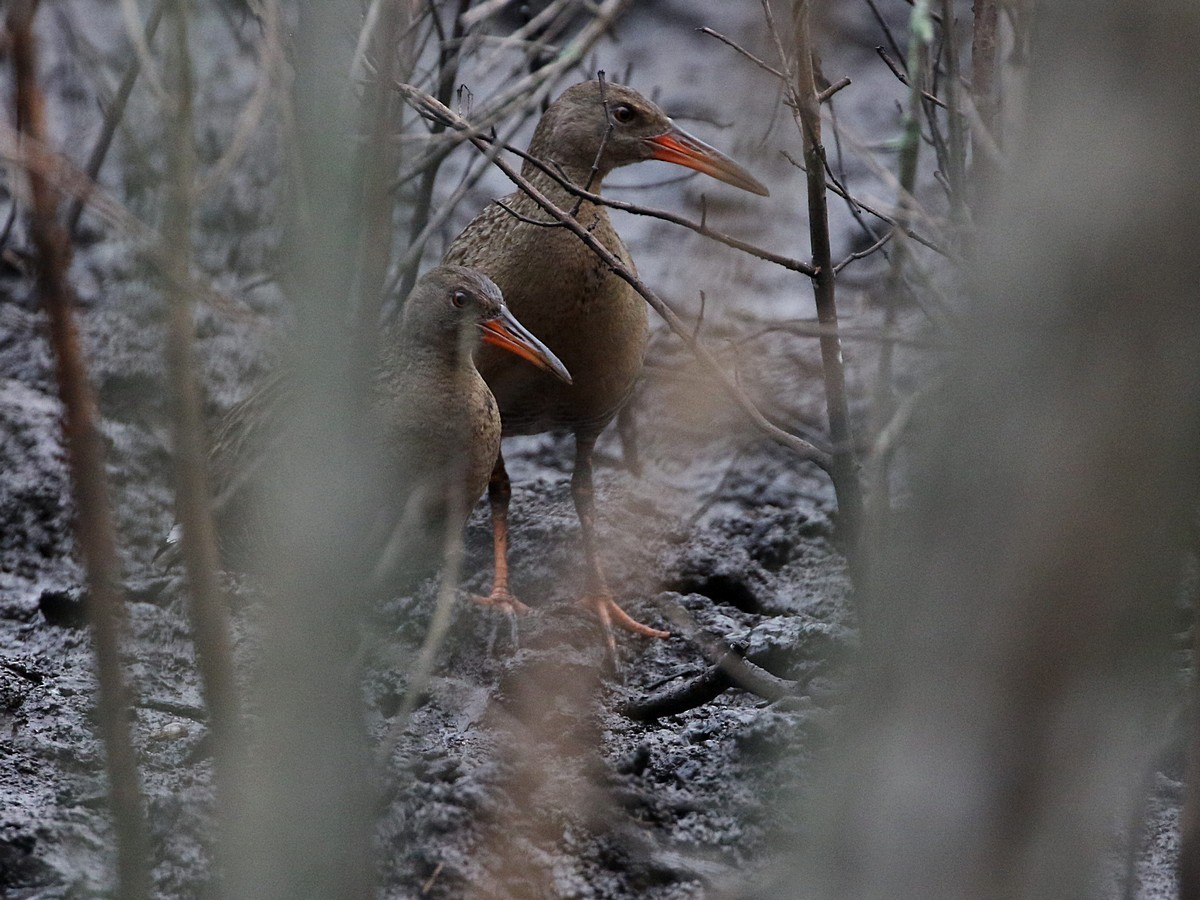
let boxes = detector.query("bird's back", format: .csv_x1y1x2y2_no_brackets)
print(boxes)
444,193,647,437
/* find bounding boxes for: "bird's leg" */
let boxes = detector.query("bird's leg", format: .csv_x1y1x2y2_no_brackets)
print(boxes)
572,433,670,652
471,449,530,614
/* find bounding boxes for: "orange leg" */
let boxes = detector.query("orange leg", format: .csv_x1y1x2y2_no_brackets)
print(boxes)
470,450,530,614
572,433,669,653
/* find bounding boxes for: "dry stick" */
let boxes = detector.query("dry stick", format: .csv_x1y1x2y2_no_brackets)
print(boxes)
970,0,1000,211
875,45,947,111
66,0,165,235
396,85,831,471
699,24,885,271
1,127,262,329
160,0,242,870
779,0,864,550
7,4,151,898
864,0,907,69
395,0,473,303
197,0,285,194
938,0,967,227
865,0,931,561
354,0,412,344
697,26,786,80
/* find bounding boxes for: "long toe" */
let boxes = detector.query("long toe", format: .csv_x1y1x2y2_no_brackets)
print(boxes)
470,588,531,616
583,593,670,640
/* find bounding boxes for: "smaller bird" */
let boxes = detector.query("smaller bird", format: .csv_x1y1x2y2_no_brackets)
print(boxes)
162,265,570,591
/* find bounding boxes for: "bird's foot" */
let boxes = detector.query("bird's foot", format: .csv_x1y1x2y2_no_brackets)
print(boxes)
581,593,670,656
470,587,531,616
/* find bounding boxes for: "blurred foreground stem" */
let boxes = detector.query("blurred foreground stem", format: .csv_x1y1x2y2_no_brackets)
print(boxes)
8,2,151,896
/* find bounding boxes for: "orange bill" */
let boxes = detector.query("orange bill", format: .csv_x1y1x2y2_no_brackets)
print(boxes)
481,306,573,384
645,124,770,197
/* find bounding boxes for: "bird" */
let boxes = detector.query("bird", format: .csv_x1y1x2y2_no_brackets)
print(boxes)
442,79,769,649
162,265,570,589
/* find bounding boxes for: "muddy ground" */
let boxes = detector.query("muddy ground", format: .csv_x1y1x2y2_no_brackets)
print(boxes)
0,2,1185,897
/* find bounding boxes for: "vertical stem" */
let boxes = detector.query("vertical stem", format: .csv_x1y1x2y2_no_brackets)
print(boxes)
226,4,377,897
970,0,999,211
867,0,930,539
790,0,863,553
355,0,415,347
939,0,966,227
396,0,473,303
7,3,150,897
161,0,242,879
66,0,166,235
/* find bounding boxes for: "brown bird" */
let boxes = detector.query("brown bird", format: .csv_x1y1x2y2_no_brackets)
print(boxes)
164,265,570,587
443,80,769,646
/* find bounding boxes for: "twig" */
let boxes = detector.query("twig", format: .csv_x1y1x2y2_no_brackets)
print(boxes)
196,0,285,193
861,0,932,560
875,45,948,110
8,4,151,897
970,0,1000,208
118,0,167,101
864,0,907,69
0,122,261,323
697,26,786,81
834,226,895,273
396,84,832,472
160,0,242,860
773,0,864,550
817,76,852,103
621,600,817,721
66,0,165,235
778,146,947,257
395,0,473,302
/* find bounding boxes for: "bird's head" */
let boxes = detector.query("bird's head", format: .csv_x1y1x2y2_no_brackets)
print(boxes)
406,266,572,383
532,80,769,196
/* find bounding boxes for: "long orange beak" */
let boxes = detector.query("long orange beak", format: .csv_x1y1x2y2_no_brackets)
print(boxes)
645,124,770,197
480,306,573,384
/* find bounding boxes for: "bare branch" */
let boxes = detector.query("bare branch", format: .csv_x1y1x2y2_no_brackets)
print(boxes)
66,0,166,235
698,26,787,81
160,0,242,867
8,4,151,896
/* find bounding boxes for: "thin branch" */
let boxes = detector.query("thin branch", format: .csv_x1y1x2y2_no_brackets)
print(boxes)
697,26,786,80
118,0,167,100
196,0,285,193
834,226,895,272
775,0,864,549
0,123,261,323
8,4,151,897
818,76,852,103
66,0,165,235
160,0,242,873
864,0,907,69
876,45,948,110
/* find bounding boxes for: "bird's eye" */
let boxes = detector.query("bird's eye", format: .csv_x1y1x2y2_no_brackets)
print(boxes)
611,104,636,124
451,290,468,308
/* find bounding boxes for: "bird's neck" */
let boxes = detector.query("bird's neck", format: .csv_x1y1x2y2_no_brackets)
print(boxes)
384,324,477,385
519,149,608,213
